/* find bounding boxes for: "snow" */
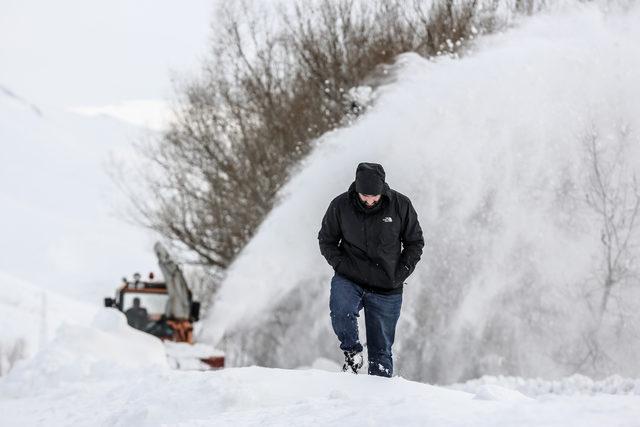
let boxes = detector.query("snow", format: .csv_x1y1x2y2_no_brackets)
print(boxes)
0,0,215,303
304,357,344,372
0,96,161,303
200,1,640,382
164,341,225,370
3,290,638,426
0,271,97,375
2,317,640,426
70,100,174,131
472,385,533,402
3,1,640,425
2,309,168,392
452,374,640,397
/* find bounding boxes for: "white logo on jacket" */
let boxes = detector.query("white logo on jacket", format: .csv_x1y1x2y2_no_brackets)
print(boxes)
382,216,393,222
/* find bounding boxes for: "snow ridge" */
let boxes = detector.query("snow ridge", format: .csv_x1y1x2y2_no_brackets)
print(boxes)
452,374,640,397
0,85,42,116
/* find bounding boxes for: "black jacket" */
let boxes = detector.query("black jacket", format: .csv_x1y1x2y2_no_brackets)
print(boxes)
318,180,424,294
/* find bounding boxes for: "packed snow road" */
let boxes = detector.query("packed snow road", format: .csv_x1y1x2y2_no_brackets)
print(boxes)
2,365,640,426
1,310,639,426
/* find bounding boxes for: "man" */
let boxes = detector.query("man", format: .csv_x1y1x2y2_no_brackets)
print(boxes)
318,162,424,377
125,297,149,331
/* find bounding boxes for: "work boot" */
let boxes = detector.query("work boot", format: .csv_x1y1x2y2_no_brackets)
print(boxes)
342,350,363,374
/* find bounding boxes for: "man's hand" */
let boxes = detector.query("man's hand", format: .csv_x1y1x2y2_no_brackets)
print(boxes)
395,263,411,285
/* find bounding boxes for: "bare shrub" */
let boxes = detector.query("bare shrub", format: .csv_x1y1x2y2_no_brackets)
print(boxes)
0,339,27,377
131,0,497,281
582,122,640,316
550,121,640,378
182,265,224,316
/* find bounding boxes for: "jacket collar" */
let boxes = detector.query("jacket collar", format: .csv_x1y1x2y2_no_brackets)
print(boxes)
348,181,392,213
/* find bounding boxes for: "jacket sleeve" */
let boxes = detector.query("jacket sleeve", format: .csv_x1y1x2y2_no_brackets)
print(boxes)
398,200,424,278
318,198,343,269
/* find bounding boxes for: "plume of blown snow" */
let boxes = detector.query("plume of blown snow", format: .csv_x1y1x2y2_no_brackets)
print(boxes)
201,2,640,382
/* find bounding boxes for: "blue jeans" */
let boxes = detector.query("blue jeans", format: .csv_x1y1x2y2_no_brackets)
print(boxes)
329,273,403,377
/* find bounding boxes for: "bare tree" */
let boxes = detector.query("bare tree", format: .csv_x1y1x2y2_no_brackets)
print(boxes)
554,121,640,377
583,123,640,316
128,0,489,280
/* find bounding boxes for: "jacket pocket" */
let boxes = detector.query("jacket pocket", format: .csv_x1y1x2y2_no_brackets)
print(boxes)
394,263,411,286
336,256,352,277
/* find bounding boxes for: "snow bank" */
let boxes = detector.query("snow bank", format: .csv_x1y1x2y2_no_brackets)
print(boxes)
201,1,640,382
452,374,640,397
2,308,168,395
0,271,97,375
2,365,640,426
472,384,533,401
164,341,225,370
1,300,638,427
300,357,343,372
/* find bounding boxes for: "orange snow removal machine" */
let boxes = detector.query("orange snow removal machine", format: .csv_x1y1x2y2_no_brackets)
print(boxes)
104,242,224,370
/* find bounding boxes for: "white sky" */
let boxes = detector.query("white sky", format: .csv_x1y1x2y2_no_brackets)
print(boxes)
0,0,216,107
0,0,217,302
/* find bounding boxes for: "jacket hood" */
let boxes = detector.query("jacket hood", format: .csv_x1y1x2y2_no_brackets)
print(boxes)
348,181,392,213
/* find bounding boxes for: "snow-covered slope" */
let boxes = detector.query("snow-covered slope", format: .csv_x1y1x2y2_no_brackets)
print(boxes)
0,0,215,304
1,308,168,388
0,88,160,303
2,314,639,427
5,366,640,427
201,2,640,383
0,271,97,375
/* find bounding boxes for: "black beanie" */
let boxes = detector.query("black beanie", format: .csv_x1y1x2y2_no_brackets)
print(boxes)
355,162,385,195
